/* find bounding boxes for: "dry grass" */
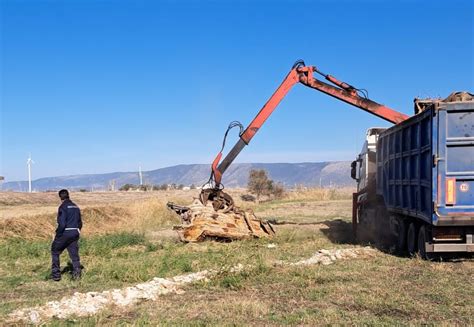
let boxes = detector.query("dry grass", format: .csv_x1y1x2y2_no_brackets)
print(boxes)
284,186,353,202
0,188,473,326
0,187,290,240
0,191,189,240
0,190,195,207
0,190,198,218
0,203,179,241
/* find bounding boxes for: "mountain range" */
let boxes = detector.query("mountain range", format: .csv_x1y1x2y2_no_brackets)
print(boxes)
1,162,354,191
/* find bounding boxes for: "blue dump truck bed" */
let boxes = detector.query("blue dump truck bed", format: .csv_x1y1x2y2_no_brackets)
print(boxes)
376,94,473,253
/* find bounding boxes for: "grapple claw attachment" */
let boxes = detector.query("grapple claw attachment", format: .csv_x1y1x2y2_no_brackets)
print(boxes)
199,188,234,212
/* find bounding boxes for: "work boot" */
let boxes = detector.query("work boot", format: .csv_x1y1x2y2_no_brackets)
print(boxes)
72,270,81,280
51,274,61,282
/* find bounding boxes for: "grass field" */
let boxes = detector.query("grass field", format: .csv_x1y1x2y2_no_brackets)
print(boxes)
0,189,473,325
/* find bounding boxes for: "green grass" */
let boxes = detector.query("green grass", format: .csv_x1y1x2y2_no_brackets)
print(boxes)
57,255,473,326
0,221,349,321
1,199,473,325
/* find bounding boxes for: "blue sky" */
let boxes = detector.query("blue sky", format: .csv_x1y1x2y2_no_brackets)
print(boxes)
1,0,473,181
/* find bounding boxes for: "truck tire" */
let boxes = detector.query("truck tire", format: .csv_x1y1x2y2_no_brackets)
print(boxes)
395,219,407,255
417,225,433,260
356,207,375,244
407,222,417,257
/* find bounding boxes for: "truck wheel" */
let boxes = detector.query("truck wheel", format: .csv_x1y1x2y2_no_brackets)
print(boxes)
407,222,417,257
395,219,407,255
417,225,433,260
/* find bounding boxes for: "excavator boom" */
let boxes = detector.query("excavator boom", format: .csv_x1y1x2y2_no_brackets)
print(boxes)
211,61,409,186
168,61,411,243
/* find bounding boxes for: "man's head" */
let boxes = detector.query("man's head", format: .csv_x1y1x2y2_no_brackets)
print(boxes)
58,189,69,201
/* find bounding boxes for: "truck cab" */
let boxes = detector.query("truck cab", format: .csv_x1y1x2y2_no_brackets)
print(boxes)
351,127,386,193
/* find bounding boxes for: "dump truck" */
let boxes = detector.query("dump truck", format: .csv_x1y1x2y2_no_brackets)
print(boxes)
351,92,474,258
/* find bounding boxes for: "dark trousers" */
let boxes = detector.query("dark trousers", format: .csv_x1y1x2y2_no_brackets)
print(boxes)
51,230,81,277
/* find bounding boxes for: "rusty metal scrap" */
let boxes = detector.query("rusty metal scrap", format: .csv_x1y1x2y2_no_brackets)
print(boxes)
414,91,474,114
167,190,275,242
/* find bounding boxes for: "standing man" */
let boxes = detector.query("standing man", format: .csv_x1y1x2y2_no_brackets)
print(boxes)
51,189,82,281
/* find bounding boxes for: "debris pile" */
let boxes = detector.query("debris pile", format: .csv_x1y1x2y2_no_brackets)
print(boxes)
167,190,275,242
286,247,375,266
8,268,237,324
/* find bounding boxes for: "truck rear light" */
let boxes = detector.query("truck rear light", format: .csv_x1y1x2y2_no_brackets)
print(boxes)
446,178,456,205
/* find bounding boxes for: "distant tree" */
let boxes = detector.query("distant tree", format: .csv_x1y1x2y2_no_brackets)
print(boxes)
271,183,285,199
190,184,196,190
79,189,88,192
247,169,273,202
119,184,136,191
177,184,185,190
247,169,285,202
138,184,154,191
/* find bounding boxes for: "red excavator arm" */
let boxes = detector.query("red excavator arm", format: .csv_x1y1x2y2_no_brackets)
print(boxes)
209,60,410,187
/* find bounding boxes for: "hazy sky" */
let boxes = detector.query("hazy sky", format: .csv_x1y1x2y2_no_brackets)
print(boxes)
1,0,473,181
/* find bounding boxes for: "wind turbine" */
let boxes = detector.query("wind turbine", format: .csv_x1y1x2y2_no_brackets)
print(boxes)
27,154,34,193
138,165,143,186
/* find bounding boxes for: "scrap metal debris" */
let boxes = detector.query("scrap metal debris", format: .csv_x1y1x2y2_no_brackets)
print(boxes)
167,190,275,242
